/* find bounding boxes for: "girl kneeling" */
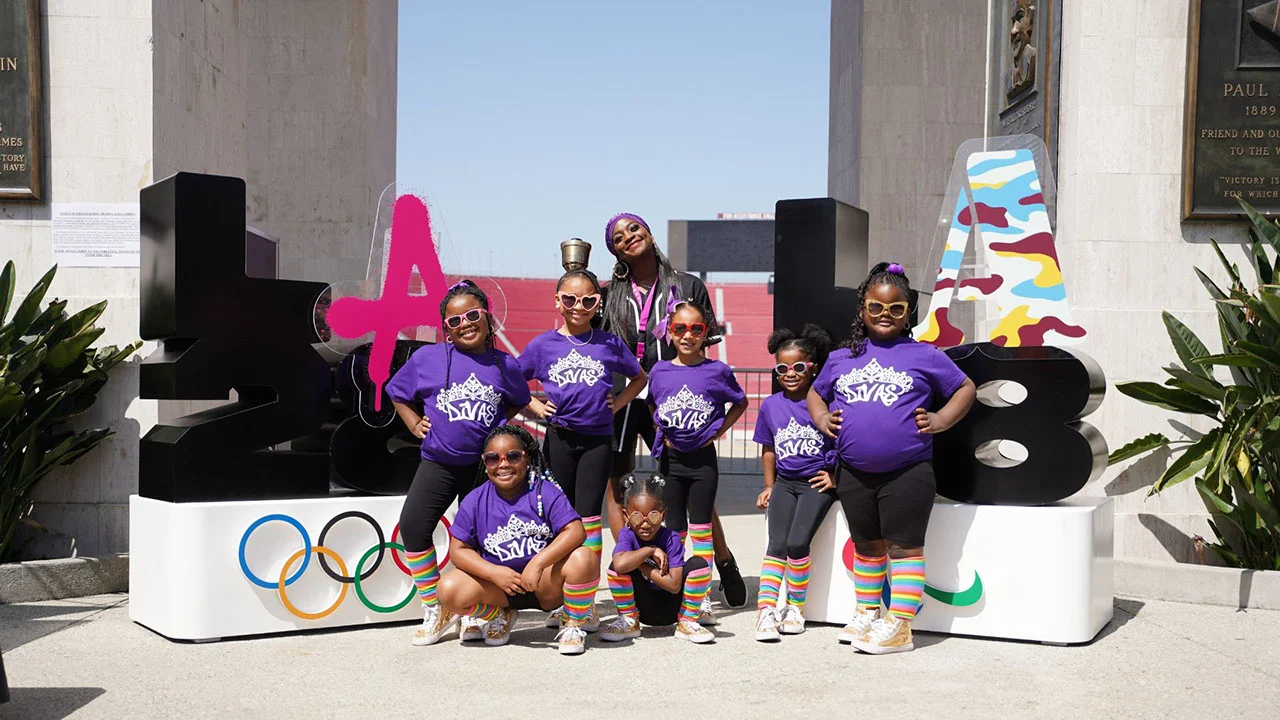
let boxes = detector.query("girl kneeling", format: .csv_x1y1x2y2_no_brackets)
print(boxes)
599,474,715,644
438,426,600,655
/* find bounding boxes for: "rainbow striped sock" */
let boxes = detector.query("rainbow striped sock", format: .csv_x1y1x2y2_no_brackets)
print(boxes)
563,580,597,624
607,570,637,618
888,556,926,620
758,555,785,608
854,551,888,610
688,523,714,568
785,555,812,609
582,516,603,559
463,603,502,622
403,546,440,607
679,564,713,622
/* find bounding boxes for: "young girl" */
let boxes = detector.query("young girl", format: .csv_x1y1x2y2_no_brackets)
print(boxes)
752,324,837,641
437,425,600,655
646,299,748,629
520,269,647,629
599,474,715,644
808,262,976,654
386,280,532,647
598,212,748,608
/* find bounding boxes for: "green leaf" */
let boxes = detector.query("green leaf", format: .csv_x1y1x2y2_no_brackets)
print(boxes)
1108,433,1172,465
4,265,57,341
44,327,105,373
1240,198,1280,254
1162,312,1212,380
1151,428,1220,495
1194,353,1267,369
1198,479,1236,515
1164,365,1226,401
1210,239,1244,287
1116,381,1221,416
0,260,14,325
1236,340,1280,371
1251,236,1276,286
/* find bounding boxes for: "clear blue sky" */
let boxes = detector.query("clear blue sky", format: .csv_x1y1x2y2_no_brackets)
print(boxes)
397,1,831,279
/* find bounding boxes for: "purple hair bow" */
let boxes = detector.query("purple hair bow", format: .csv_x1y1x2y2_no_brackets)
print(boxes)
653,293,681,343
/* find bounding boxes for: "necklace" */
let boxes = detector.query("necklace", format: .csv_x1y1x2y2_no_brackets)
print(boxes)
563,328,593,346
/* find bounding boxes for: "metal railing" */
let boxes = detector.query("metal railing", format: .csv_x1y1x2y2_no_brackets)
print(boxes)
518,368,773,478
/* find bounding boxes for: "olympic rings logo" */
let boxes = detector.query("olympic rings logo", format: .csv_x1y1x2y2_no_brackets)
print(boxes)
238,511,452,620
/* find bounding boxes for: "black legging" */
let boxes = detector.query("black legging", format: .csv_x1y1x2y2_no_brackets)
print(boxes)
613,556,710,626
658,445,718,534
766,476,836,559
543,427,612,518
398,459,482,553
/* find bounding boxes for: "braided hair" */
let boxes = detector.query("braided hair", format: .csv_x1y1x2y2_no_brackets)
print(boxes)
439,279,497,390
767,323,833,368
841,262,913,357
481,424,557,518
620,472,668,509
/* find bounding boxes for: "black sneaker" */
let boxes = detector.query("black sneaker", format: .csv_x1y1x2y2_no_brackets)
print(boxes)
717,554,748,608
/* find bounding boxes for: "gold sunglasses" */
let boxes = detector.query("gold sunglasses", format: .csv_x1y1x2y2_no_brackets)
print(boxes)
864,300,910,320
627,510,664,526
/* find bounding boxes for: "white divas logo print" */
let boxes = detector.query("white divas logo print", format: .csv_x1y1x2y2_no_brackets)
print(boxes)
436,373,503,424
483,515,553,563
835,359,914,407
548,349,606,387
774,418,824,461
657,385,716,431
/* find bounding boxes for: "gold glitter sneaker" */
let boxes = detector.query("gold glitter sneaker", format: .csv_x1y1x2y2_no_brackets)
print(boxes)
484,607,517,647
839,605,879,644
556,621,587,655
753,606,781,642
412,605,459,646
778,604,806,635
851,615,914,654
696,595,719,626
675,618,715,644
459,614,486,642
600,614,641,642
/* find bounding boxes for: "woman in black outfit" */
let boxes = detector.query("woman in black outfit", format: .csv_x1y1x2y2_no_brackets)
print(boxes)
596,212,747,608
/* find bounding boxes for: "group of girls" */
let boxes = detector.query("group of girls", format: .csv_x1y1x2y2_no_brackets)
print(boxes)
387,211,975,656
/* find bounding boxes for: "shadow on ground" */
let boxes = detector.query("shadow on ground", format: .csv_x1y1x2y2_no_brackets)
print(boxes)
0,687,106,720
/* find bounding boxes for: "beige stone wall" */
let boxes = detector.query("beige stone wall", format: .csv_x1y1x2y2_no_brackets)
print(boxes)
828,0,988,282
7,0,396,558
1057,0,1253,564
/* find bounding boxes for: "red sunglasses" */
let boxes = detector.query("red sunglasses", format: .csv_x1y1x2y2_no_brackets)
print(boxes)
670,322,706,338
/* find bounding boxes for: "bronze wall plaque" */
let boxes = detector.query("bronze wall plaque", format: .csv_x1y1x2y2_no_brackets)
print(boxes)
0,0,41,201
1184,0,1280,219
987,0,1062,171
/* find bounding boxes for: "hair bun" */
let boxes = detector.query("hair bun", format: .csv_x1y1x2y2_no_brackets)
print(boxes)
620,475,637,490
886,262,904,275
649,473,667,488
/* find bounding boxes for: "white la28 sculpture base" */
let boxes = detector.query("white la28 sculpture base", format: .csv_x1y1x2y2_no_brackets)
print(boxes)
801,496,1114,644
130,494,451,641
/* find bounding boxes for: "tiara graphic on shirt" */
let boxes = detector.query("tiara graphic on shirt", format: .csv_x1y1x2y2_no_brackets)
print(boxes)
435,373,503,424
548,349,607,387
483,515,553,558
835,359,915,408
774,417,825,460
656,385,716,431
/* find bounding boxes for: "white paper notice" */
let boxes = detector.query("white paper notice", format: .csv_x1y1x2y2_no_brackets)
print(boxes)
51,203,141,268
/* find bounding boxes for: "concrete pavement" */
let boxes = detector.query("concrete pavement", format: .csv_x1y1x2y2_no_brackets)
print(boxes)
3,481,1280,719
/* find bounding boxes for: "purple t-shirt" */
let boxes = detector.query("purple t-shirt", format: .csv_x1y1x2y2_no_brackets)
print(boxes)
518,329,643,436
613,525,685,586
646,359,746,457
813,338,968,473
384,343,532,466
752,392,836,479
450,478,580,572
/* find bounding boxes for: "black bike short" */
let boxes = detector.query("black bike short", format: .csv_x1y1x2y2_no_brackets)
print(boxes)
836,460,936,548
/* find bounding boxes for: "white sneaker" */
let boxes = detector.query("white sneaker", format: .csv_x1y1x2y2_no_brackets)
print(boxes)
851,615,914,655
600,614,642,642
459,615,487,642
839,605,879,645
484,607,517,647
675,618,715,644
696,595,719,626
754,606,781,642
778,604,806,635
411,605,459,646
556,622,587,655
545,604,600,632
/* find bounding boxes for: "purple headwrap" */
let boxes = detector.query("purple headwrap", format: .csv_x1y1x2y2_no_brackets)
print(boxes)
604,212,651,257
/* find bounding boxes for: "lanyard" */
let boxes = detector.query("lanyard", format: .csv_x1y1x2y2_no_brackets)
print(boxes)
630,279,658,363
